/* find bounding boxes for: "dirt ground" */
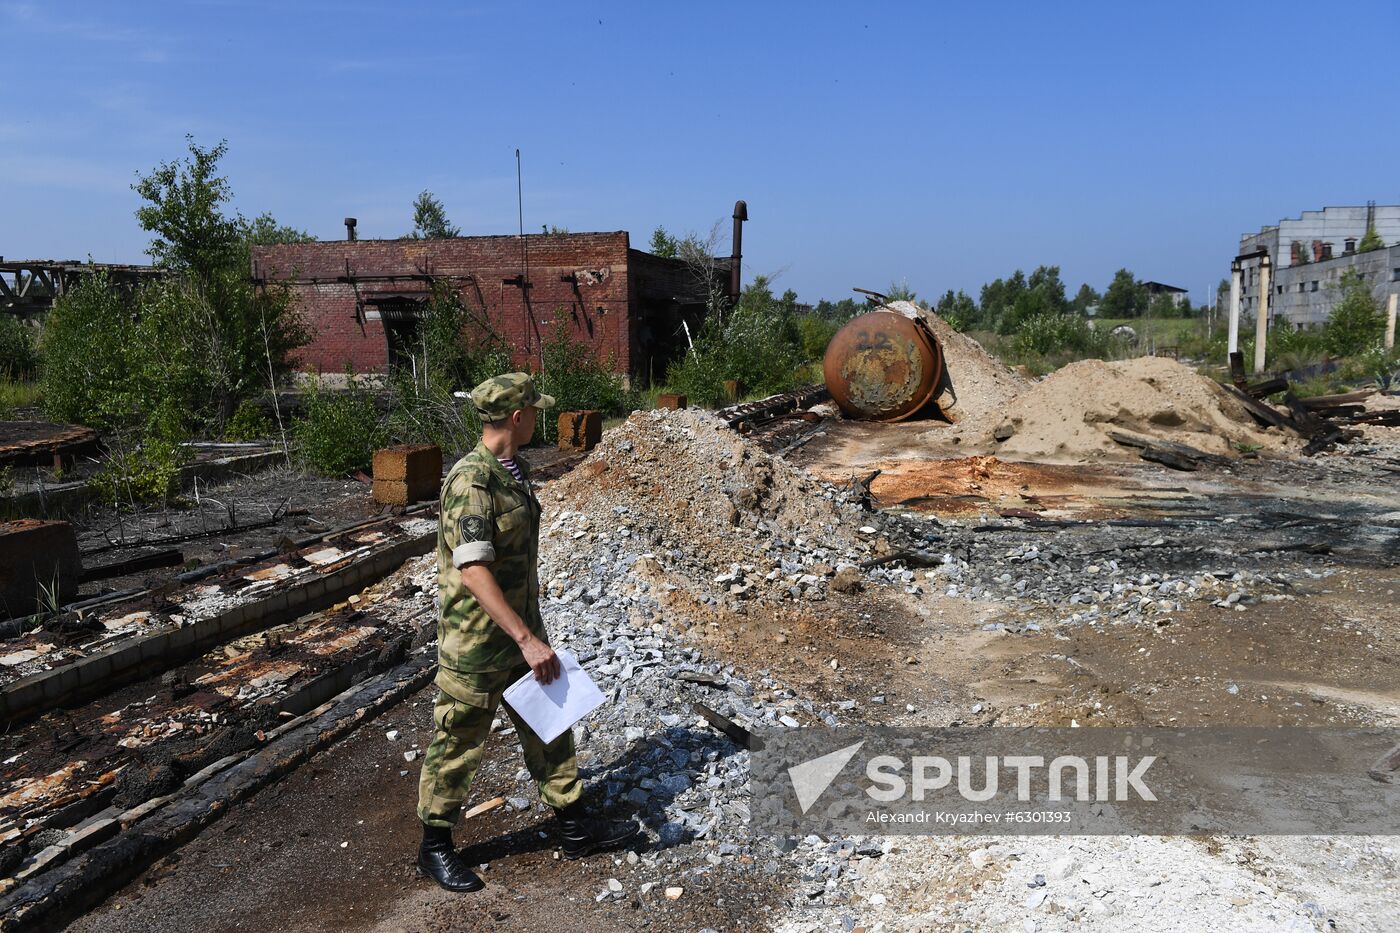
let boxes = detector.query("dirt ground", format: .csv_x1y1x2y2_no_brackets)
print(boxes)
76,679,787,933
55,409,1400,931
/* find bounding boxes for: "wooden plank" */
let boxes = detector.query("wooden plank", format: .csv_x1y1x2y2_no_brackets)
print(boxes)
692,702,760,750
1283,393,1345,456
1246,376,1289,399
1108,431,1231,468
1229,351,1247,386
1139,447,1199,471
1300,389,1377,409
1222,384,1301,434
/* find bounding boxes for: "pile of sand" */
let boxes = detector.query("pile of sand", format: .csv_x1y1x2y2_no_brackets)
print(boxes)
884,301,1028,440
992,356,1296,460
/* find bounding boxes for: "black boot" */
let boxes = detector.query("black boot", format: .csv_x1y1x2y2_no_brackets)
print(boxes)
417,823,484,892
552,801,641,859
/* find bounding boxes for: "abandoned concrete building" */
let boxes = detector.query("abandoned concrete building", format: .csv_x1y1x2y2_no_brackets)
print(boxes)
1232,204,1400,327
251,210,745,386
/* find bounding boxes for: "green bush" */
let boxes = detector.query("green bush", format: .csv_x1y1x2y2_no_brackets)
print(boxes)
90,433,187,507
128,137,310,429
534,318,637,443
1325,270,1384,357
380,281,512,456
41,273,146,430
1339,345,1400,390
294,379,385,475
665,278,803,406
1011,313,1108,357
88,401,191,507
796,314,842,363
384,373,485,458
224,398,274,441
0,317,39,381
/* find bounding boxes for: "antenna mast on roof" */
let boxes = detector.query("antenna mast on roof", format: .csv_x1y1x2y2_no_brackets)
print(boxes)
516,147,529,353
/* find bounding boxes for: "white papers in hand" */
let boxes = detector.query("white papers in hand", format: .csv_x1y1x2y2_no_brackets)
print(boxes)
502,649,606,744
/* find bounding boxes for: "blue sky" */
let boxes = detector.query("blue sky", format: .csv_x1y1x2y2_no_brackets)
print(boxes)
3,1,1397,306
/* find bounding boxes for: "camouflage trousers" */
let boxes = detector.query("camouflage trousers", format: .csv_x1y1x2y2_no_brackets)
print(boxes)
417,664,582,828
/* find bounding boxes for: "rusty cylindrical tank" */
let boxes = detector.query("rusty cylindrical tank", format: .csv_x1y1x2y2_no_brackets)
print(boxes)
822,310,943,421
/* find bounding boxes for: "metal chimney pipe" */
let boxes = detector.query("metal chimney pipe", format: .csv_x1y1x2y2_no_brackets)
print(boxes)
730,200,747,302
344,217,358,241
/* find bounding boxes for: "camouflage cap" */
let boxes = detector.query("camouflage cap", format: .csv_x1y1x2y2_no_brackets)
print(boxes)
469,372,556,421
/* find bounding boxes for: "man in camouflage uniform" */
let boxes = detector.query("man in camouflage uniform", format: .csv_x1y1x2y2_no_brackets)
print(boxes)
417,372,639,893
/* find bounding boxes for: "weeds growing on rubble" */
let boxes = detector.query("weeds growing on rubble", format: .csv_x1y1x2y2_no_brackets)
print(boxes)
665,277,808,405
0,317,39,382
534,318,637,444
0,380,42,418
294,376,386,476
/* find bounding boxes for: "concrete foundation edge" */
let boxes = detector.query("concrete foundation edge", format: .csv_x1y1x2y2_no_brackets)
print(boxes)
0,652,437,931
0,531,434,725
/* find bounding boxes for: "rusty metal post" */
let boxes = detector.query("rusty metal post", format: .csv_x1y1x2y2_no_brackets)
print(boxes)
730,200,747,303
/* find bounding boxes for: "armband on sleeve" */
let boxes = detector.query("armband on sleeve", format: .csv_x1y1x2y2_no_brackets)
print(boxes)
443,474,496,566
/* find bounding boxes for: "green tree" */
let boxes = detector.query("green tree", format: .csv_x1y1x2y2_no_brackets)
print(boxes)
1325,269,1383,356
1358,224,1386,253
381,282,510,456
125,138,309,426
1147,291,1182,321
244,212,316,246
935,289,979,330
133,137,241,283
997,265,1069,334
649,226,680,258
1071,283,1100,314
0,317,38,381
135,141,310,423
813,297,862,321
1100,268,1146,317
979,270,1027,331
409,189,460,239
885,280,919,303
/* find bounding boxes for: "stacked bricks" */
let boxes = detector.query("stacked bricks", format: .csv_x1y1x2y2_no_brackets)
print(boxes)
656,393,687,410
557,411,602,452
372,445,443,506
0,520,80,618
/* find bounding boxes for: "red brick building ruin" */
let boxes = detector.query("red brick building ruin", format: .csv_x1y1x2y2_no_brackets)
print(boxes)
251,224,735,387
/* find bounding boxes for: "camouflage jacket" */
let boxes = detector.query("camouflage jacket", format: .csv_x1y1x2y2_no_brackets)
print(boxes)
436,441,546,673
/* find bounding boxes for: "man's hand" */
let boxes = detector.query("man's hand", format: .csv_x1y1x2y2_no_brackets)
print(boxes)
520,635,561,684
